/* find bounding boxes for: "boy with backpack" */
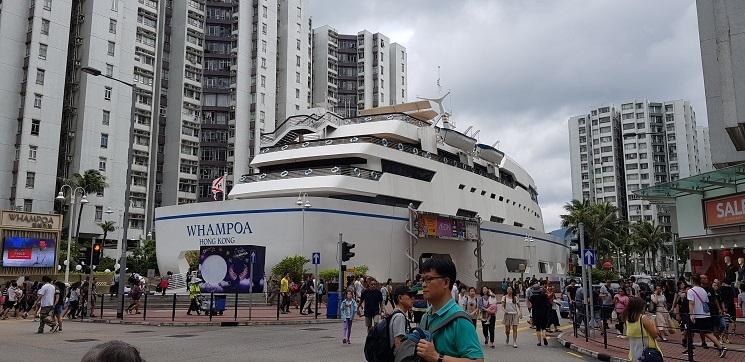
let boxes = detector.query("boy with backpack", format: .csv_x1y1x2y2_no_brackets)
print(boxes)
364,285,414,360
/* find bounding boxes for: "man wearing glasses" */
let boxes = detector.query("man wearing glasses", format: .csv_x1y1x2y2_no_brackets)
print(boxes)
417,258,484,362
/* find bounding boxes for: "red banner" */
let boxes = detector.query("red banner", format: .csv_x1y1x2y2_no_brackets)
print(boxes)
7,248,32,260
704,193,745,228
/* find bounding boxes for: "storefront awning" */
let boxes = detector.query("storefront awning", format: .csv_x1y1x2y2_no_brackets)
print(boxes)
634,162,745,199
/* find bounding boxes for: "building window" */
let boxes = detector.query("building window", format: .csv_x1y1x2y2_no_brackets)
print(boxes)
261,40,266,53
260,93,265,105
296,39,300,50
34,94,42,108
25,172,35,188
261,57,266,68
36,69,45,85
44,0,52,10
262,5,267,18
94,206,103,222
23,199,32,212
28,145,38,160
101,133,109,148
31,119,40,135
106,64,114,77
98,157,107,171
38,43,48,59
102,110,110,125
41,19,50,35
107,41,116,56
296,55,300,67
262,23,267,35
295,72,300,83
295,88,300,99
109,19,117,33
111,0,118,11
260,75,266,88
104,86,112,100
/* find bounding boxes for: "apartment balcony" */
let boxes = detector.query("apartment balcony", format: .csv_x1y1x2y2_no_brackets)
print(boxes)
131,163,148,173
130,184,148,194
177,191,197,200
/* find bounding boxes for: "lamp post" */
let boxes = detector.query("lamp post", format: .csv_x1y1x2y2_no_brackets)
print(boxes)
56,186,88,284
82,66,137,319
523,234,535,276
296,192,311,255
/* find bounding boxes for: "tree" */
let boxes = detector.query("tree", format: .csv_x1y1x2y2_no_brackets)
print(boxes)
127,238,158,275
319,269,339,282
71,170,108,238
561,200,622,265
270,255,309,284
184,250,200,269
99,221,115,245
58,238,81,270
630,221,670,274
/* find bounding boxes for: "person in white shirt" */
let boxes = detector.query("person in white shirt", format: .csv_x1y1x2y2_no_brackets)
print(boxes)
1,281,20,319
687,274,726,358
451,280,461,301
34,276,58,334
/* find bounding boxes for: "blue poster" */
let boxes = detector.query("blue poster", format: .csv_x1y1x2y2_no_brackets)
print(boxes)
198,245,266,293
2,237,56,268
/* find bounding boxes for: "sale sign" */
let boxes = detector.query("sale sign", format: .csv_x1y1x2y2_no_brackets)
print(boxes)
8,248,32,259
704,193,745,228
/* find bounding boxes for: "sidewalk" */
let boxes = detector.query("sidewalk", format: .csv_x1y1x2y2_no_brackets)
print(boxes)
559,328,745,361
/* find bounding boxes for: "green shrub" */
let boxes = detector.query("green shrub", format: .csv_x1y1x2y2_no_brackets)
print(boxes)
271,255,310,283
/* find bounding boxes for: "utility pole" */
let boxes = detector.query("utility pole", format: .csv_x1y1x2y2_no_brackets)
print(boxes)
579,223,592,330
337,233,343,319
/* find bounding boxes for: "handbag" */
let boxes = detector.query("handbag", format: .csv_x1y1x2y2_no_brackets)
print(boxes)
639,315,664,361
690,288,710,314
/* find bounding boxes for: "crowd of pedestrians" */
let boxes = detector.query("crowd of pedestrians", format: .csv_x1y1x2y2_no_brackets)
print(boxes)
0,275,103,333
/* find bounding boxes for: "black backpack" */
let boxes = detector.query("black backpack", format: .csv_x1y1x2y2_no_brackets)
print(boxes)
364,310,406,362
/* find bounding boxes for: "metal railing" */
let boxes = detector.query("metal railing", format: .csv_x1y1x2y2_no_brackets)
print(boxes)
253,135,517,189
570,302,740,362
238,165,382,184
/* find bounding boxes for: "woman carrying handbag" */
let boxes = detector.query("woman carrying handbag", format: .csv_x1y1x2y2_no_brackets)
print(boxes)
624,297,663,362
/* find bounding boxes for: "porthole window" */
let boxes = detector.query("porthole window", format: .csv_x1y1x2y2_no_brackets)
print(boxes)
331,166,340,173
304,169,313,176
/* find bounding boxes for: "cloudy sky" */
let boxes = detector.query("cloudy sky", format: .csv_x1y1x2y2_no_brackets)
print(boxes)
309,0,705,231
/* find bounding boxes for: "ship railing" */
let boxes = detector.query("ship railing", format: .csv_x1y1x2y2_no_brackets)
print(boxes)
257,135,514,189
238,165,383,184
259,112,425,146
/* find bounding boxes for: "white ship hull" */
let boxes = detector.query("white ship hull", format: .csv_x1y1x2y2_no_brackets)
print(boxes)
155,196,569,285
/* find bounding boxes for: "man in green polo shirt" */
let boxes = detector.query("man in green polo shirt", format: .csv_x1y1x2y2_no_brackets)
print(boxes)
417,257,484,362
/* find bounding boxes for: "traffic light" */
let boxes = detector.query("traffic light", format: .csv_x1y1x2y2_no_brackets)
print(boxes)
79,246,91,268
341,241,355,262
92,241,103,265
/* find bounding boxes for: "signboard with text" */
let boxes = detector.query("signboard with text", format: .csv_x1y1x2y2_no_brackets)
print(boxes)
412,210,480,241
703,193,745,228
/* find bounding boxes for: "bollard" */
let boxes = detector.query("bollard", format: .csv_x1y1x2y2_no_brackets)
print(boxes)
584,310,589,343
209,292,214,322
248,291,252,321
100,295,104,319
602,317,607,349
315,291,318,320
143,293,148,320
120,292,125,320
172,294,177,322
686,326,694,362
276,291,280,321
234,292,239,322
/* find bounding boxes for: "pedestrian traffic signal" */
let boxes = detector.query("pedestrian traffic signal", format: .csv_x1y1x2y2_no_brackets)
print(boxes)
92,241,103,265
341,241,355,262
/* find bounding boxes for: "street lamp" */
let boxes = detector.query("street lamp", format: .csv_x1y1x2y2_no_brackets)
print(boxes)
523,234,535,276
82,65,137,319
56,185,87,284
297,192,311,255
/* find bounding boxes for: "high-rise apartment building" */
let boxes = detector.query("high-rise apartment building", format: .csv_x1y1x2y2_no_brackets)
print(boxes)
201,0,312,200
697,0,745,168
58,0,176,243
311,26,407,117
569,100,712,232
0,0,72,214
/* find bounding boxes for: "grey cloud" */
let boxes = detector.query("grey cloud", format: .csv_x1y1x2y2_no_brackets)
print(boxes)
309,0,704,231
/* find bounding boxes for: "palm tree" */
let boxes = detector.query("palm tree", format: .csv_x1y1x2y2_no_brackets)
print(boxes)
560,199,593,237
99,221,115,246
630,221,670,274
586,202,622,257
71,170,107,238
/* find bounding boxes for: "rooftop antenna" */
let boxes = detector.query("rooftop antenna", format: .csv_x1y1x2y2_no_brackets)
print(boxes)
491,140,500,148
418,65,455,129
464,126,474,136
472,130,480,140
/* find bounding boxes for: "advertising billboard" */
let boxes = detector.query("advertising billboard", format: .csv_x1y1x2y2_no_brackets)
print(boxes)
2,237,56,267
703,193,745,228
198,245,266,293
